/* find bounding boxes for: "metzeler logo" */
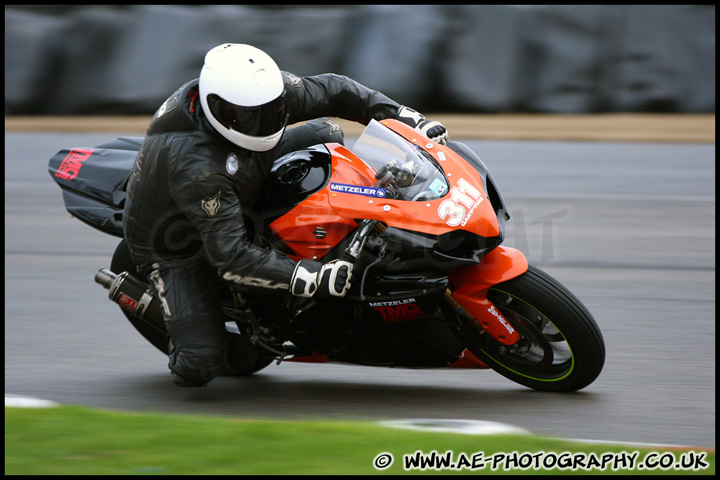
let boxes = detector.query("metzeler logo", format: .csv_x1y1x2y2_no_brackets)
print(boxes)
330,182,386,198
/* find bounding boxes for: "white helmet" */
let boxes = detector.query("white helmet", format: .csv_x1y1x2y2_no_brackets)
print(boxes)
199,44,288,152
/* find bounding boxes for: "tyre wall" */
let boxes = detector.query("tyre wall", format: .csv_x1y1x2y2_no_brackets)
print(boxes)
4,5,715,115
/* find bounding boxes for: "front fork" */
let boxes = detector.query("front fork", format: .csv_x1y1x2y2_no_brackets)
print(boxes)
446,246,528,346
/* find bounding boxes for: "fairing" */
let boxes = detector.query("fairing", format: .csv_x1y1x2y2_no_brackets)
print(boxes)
47,137,142,238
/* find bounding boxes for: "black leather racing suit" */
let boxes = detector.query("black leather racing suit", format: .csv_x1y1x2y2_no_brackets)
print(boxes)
122,72,404,386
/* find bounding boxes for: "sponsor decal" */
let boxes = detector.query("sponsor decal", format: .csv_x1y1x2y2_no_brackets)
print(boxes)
368,298,417,308
330,182,386,198
117,293,139,313
369,298,427,323
201,191,221,217
488,305,515,335
428,178,447,196
438,178,483,227
226,153,239,174
222,271,289,290
54,148,94,181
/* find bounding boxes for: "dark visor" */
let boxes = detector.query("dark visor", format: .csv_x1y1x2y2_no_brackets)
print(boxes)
207,91,287,137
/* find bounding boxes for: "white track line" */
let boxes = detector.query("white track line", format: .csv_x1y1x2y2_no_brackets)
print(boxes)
5,394,60,408
379,418,711,450
380,418,530,436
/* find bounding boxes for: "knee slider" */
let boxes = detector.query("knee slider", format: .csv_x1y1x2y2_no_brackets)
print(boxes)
169,346,228,387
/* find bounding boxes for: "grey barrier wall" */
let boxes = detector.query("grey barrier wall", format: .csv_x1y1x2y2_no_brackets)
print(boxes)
4,5,715,115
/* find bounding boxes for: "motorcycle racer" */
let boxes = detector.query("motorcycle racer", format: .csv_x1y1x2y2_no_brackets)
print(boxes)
122,43,449,387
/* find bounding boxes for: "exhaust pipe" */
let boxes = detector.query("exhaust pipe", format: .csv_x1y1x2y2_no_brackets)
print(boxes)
95,268,157,320
95,268,117,289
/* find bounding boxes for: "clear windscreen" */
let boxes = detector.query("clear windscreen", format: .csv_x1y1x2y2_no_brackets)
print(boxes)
350,120,449,201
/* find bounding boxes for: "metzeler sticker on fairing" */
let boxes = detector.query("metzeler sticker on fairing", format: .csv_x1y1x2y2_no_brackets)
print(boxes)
330,182,387,198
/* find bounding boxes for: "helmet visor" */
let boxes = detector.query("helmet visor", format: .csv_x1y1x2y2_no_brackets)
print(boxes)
207,91,287,137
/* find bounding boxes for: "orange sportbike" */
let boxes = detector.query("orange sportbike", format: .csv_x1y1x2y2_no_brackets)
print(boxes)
49,119,605,392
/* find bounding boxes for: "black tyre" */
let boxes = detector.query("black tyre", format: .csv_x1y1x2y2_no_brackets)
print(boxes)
225,356,275,376
111,240,273,375
110,240,170,355
223,333,275,376
453,265,605,392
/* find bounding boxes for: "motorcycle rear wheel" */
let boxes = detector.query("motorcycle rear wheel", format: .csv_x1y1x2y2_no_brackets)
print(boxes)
110,240,273,376
110,240,169,355
454,265,605,392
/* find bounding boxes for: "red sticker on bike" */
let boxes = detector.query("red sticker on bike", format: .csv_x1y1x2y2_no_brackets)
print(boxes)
117,293,138,313
370,298,427,323
55,148,94,180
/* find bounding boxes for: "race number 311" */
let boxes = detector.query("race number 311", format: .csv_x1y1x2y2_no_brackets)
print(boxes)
438,178,483,227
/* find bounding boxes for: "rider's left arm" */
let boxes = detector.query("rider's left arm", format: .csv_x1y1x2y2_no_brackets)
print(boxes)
281,71,400,125
281,72,448,144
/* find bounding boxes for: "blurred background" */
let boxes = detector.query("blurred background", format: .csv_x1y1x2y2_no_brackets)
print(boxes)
5,4,715,116
4,5,716,452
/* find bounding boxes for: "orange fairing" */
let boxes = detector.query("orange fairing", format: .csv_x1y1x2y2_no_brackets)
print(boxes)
269,204,357,259
446,349,490,369
449,246,529,290
270,119,501,260
449,247,528,345
328,121,501,239
268,143,366,259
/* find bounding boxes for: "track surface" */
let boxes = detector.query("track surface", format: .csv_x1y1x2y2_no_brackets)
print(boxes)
5,130,715,448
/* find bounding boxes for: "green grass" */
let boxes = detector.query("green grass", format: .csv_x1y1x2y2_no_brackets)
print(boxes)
5,406,715,475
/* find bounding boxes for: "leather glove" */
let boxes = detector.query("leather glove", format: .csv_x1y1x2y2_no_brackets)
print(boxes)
396,106,449,145
290,259,353,298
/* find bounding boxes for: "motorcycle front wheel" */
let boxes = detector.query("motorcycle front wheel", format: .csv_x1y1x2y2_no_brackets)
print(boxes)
452,265,605,392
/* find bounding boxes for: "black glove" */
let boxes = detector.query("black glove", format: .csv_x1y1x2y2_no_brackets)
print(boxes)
290,259,353,298
396,106,449,145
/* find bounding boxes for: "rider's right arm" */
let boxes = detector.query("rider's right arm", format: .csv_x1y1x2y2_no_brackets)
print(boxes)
169,175,298,292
